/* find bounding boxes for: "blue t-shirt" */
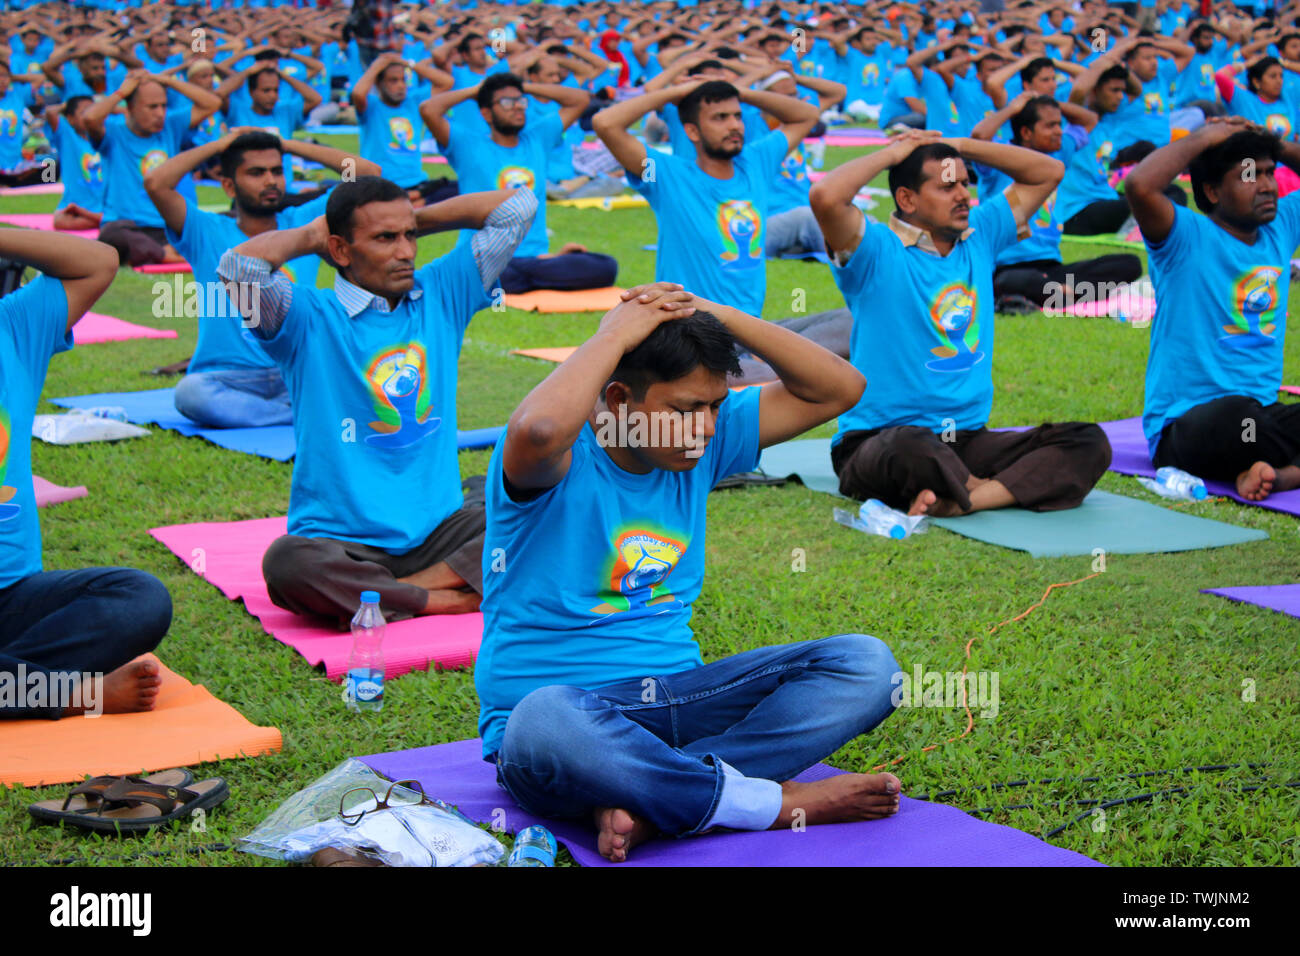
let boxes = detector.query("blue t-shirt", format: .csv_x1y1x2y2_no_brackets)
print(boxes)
443,113,562,258
632,128,788,316
51,119,104,212
1055,111,1125,226
226,87,303,183
360,91,426,187
167,195,331,373
0,275,72,590
97,108,192,227
832,196,1018,438
839,46,889,106
62,60,128,100
254,243,490,550
880,67,919,128
1114,64,1175,150
770,135,812,215
1142,200,1300,454
918,68,963,137
0,85,31,169
475,385,764,759
951,69,995,136
1174,51,1228,108
977,140,1076,265
1225,85,1298,141
661,101,768,160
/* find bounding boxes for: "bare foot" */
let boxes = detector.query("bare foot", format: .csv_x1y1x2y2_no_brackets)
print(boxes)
1236,461,1275,501
397,561,467,592
160,244,187,264
418,588,481,615
65,658,163,716
773,772,902,828
908,490,937,515
594,807,657,862
910,489,965,517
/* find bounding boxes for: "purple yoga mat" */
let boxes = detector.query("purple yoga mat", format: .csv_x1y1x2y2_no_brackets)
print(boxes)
1099,418,1300,517
360,739,1102,867
1202,583,1300,620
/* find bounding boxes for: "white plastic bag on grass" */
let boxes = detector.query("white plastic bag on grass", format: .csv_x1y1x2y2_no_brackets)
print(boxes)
32,411,150,445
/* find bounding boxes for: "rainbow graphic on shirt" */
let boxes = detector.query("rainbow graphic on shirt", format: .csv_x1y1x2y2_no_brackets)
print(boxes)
779,145,807,183
362,341,441,448
862,63,880,87
1220,265,1280,348
0,407,20,522
138,149,168,177
496,166,535,191
589,527,688,620
1265,112,1293,140
80,150,102,186
0,109,18,138
925,281,984,372
388,116,416,152
1143,91,1165,114
1032,190,1058,232
717,199,763,270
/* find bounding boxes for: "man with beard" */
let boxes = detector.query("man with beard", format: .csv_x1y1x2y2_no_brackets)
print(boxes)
422,72,618,294
593,79,819,315
143,129,380,428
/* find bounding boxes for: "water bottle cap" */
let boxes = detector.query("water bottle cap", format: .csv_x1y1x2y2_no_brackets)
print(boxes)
889,524,907,539
1192,485,1207,500
360,590,380,605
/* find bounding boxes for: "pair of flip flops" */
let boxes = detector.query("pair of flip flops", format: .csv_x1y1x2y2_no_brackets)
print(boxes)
29,769,230,834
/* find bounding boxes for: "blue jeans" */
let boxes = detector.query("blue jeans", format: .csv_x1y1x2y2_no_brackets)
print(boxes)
495,634,899,837
0,568,172,719
174,367,292,428
765,205,827,258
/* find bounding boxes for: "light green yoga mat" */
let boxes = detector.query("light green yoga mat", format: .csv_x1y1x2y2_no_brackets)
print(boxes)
757,439,1269,557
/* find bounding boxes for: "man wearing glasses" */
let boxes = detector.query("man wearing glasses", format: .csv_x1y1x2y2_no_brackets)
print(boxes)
421,73,619,295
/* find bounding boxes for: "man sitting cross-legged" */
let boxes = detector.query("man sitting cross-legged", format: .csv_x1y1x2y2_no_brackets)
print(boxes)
810,130,1112,516
0,228,172,719
1125,118,1300,501
216,179,537,623
478,282,903,863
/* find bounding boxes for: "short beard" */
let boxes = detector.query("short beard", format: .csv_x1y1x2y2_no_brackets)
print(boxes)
493,117,525,136
234,193,283,217
701,139,742,161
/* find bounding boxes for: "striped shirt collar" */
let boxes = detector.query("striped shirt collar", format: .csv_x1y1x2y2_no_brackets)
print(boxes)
888,211,974,254
333,272,423,318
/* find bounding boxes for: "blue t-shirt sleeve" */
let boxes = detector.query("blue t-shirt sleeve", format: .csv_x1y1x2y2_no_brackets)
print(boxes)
256,280,324,367
279,191,332,228
536,110,564,151
831,214,888,294
443,120,468,167
1273,190,1300,247
1144,203,1192,268
757,126,790,176
706,386,763,485
165,106,192,144
416,240,491,339
972,192,1017,257
164,198,217,262
0,274,72,370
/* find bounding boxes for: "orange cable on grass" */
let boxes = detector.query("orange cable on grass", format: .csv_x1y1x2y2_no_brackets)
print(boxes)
871,572,1102,772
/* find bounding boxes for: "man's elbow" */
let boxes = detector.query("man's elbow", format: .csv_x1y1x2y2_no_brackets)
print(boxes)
808,179,838,216
591,107,617,137
1046,157,1065,187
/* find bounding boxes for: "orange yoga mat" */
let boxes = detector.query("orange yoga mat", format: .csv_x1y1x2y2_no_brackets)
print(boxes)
1,654,282,788
510,345,578,363
503,286,625,313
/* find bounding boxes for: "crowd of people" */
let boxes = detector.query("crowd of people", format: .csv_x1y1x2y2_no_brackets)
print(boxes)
1,0,1298,862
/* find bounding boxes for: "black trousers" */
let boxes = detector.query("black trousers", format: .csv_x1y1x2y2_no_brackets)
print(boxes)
1153,396,1300,482
993,254,1143,306
1062,185,1186,236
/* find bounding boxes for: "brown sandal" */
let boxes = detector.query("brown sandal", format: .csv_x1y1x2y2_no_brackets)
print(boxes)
29,769,194,825
35,776,229,835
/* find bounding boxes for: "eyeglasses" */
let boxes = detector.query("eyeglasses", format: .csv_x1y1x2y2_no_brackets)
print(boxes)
338,778,438,826
493,96,528,110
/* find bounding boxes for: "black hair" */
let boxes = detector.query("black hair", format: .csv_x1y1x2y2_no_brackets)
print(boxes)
457,32,484,55
1189,21,1215,41
1189,130,1281,213
1097,64,1130,88
63,94,92,116
688,59,725,76
679,80,739,127
887,142,963,203
609,310,741,400
662,32,688,45
544,44,568,57
1123,41,1156,61
252,48,280,62
325,176,408,241
1020,56,1056,88
1280,32,1300,50
1246,56,1280,94
219,130,283,180
1010,96,1062,146
476,72,524,110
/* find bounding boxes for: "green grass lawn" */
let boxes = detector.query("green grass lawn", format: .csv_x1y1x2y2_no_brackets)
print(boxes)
1,141,1297,867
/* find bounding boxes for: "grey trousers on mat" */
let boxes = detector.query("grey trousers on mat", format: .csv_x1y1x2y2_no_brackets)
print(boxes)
733,309,851,386
98,219,169,267
262,482,486,625
831,423,1112,513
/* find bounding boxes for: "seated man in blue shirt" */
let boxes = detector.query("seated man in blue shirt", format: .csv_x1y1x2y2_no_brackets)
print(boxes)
811,129,1111,517
216,179,537,623
145,128,380,429
479,282,901,863
44,95,105,232
1125,118,1300,501
423,72,618,294
0,227,172,720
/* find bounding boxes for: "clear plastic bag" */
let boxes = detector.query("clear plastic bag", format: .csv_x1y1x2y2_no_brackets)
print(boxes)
31,411,150,445
239,758,504,866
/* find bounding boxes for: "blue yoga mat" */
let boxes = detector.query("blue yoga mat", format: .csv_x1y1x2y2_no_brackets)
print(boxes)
303,124,360,136
757,438,1269,557
50,388,503,461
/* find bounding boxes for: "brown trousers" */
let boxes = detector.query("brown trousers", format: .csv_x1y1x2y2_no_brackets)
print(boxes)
831,423,1112,513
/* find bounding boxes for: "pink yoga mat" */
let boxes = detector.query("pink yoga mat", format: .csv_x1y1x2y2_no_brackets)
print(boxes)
0,213,98,239
33,475,88,507
1281,385,1300,396
72,311,178,344
823,134,889,147
134,262,193,274
149,517,483,680
1054,293,1157,321
0,182,63,195
421,155,449,164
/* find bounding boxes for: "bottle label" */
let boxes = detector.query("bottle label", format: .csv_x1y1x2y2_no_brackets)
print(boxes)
347,672,384,702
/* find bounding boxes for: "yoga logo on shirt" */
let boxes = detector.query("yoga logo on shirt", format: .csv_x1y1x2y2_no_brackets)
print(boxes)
388,116,417,153
861,63,880,87
779,147,807,183
1094,139,1114,175
1143,91,1165,114
496,166,536,192
1032,190,1057,232
138,149,168,178
362,342,441,448
717,200,763,270
0,109,18,137
1200,63,1215,86
589,529,687,621
926,282,984,372
0,407,19,522
1265,113,1293,140
1221,266,1280,348
80,150,102,186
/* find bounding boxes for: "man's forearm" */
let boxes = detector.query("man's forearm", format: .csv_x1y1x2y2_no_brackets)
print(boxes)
739,87,819,124
282,139,381,177
229,223,321,271
415,188,518,234
950,137,1061,185
0,228,115,281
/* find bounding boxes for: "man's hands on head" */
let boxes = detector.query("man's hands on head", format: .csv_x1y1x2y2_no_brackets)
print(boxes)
886,126,944,162
602,282,698,352
1197,114,1254,146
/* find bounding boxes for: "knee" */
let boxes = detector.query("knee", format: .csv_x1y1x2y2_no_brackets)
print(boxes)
818,633,900,682
95,568,172,651
173,374,210,424
883,426,941,461
500,684,592,765
262,535,319,592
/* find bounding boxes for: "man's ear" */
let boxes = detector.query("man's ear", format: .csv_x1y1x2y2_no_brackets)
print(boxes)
604,380,633,410
895,186,918,216
684,121,701,144
326,234,351,271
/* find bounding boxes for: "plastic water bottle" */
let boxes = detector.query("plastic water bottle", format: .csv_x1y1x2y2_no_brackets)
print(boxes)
507,825,557,867
344,591,385,713
1138,467,1208,501
858,499,908,538
84,406,128,421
